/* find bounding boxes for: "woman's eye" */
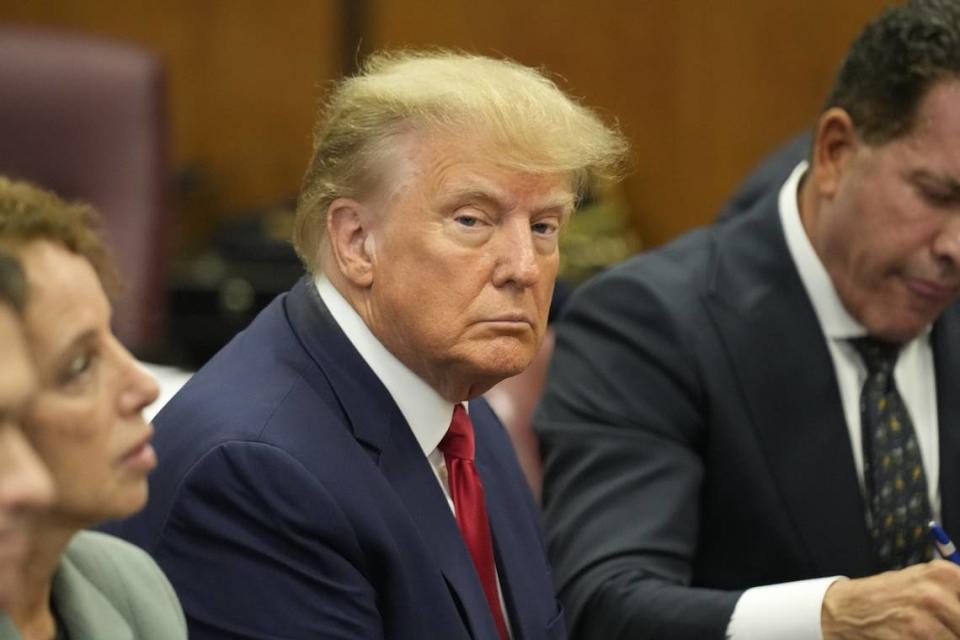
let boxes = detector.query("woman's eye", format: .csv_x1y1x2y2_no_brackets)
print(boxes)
61,351,93,385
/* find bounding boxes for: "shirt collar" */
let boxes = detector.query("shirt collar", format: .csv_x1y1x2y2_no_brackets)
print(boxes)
779,160,868,340
314,275,454,457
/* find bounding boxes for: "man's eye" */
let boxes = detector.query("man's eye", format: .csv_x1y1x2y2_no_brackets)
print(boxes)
455,215,481,227
924,190,955,206
532,222,558,235
918,183,959,207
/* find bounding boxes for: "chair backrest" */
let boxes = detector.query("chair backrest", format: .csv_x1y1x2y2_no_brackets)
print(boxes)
0,27,169,353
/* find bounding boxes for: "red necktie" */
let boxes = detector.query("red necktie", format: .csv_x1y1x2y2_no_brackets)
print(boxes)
439,404,510,640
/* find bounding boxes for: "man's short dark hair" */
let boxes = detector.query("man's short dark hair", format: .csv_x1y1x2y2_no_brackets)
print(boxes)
0,252,25,312
824,0,960,144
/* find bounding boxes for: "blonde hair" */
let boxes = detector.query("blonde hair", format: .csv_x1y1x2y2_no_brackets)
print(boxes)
294,49,629,273
0,176,120,299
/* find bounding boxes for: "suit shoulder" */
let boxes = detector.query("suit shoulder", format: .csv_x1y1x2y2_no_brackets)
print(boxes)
59,531,187,638
576,226,717,309
562,226,719,339
154,298,340,447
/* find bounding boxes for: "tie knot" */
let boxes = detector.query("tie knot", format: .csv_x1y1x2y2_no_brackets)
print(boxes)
439,404,475,461
850,336,901,375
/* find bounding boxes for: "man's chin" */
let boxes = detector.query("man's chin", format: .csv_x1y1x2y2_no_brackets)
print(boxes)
458,356,535,398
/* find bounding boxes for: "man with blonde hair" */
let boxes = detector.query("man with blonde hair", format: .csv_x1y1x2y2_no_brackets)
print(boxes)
114,50,626,639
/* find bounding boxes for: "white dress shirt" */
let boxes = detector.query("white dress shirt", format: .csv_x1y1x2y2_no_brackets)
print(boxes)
314,275,512,634
726,162,939,639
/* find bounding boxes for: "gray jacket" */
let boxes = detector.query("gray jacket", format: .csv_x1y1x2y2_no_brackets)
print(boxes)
0,530,186,639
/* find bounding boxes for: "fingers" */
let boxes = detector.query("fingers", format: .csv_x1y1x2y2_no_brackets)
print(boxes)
822,561,960,639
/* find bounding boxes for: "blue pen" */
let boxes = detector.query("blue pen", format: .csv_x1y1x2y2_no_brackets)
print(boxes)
928,520,960,565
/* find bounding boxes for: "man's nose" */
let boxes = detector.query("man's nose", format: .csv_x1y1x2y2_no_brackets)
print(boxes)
492,220,540,289
933,215,960,270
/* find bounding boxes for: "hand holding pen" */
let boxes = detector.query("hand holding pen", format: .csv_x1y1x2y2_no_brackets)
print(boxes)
820,521,960,638
929,520,960,565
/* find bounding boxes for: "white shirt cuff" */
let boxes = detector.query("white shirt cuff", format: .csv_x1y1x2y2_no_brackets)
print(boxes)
725,576,845,640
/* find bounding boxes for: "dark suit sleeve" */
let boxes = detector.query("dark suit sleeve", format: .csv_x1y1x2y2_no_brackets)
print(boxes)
535,267,742,640
153,441,383,640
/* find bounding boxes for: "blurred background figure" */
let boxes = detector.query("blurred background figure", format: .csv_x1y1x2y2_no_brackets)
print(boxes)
0,252,54,610
0,178,186,640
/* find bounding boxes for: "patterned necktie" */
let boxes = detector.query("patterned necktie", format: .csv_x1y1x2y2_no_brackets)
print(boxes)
439,405,510,640
850,337,933,569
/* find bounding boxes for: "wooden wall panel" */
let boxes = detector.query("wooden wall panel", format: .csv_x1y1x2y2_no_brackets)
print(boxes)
1,0,891,248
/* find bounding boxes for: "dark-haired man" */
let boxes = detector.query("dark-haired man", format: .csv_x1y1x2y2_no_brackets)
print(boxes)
538,1,960,638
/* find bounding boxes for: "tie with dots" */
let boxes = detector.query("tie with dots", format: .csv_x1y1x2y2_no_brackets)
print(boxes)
850,337,933,569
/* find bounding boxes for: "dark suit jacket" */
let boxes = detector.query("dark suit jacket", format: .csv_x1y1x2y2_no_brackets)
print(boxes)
535,188,960,640
110,278,564,640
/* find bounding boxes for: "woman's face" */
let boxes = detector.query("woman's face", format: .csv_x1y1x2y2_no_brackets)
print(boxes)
0,306,53,606
19,240,159,527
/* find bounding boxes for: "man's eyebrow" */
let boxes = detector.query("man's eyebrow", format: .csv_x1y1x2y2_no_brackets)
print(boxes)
910,169,960,195
439,187,576,215
535,195,577,215
440,188,507,208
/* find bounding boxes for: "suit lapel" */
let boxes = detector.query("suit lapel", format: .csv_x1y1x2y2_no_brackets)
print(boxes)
52,554,135,639
378,419,501,640
284,278,394,454
934,306,960,536
285,278,498,639
704,200,877,577
479,466,541,639
479,467,526,640
473,397,549,640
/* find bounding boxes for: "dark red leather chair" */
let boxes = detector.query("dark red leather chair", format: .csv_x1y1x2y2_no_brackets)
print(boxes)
0,27,169,353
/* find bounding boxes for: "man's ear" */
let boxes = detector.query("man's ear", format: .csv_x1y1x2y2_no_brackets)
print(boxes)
326,198,376,288
811,107,859,199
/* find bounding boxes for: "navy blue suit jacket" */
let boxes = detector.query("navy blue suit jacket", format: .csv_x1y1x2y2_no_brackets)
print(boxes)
110,278,564,639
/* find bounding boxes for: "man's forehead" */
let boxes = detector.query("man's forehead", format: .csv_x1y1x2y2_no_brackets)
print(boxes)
436,170,576,206
898,79,960,145
397,127,573,186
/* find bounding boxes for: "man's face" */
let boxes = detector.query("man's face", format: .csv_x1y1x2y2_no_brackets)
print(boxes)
812,80,960,342
360,133,575,401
